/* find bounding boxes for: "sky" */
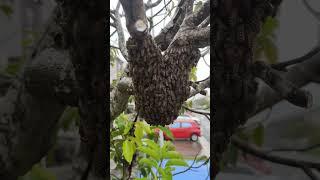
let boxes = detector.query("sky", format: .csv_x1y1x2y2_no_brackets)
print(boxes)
110,0,210,81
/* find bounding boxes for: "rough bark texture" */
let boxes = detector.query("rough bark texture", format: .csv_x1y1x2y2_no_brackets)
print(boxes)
56,0,107,178
212,0,282,177
0,5,77,179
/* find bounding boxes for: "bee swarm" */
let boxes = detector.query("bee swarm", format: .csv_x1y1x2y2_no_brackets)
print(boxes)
127,35,200,126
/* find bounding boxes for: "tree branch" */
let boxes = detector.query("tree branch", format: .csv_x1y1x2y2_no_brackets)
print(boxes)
189,77,210,97
145,0,163,10
302,166,319,180
154,0,194,50
114,1,129,59
119,0,148,38
250,50,320,118
266,143,320,153
231,136,320,169
303,0,320,21
183,105,210,116
253,61,312,108
271,46,320,71
181,0,210,28
110,77,133,122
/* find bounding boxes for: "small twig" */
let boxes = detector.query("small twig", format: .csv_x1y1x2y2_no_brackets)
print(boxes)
172,150,202,176
149,10,175,30
110,29,117,37
127,112,139,180
202,57,210,67
267,143,320,153
302,0,320,21
150,0,173,19
231,136,320,169
194,76,209,84
271,46,320,71
182,105,210,115
145,0,163,10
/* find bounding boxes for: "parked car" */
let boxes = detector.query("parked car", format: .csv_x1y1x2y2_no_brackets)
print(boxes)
157,119,201,141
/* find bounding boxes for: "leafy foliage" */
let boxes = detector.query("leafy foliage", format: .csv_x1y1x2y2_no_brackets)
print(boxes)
254,17,279,64
189,67,197,82
193,1,203,13
110,47,118,67
18,164,56,180
111,113,188,179
58,107,80,131
4,57,24,76
0,4,13,17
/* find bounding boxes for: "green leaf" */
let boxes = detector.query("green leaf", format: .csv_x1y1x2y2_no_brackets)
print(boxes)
134,136,143,147
157,126,174,140
123,121,133,135
139,167,148,178
134,178,148,180
122,140,136,163
134,122,144,139
162,151,183,159
193,1,203,13
114,113,128,132
263,39,278,64
21,164,56,180
142,121,151,134
261,17,279,36
196,155,208,163
162,141,175,151
139,158,158,168
252,124,264,147
0,4,13,17
5,58,23,75
158,167,172,180
144,139,160,151
189,67,197,81
138,146,160,161
59,107,80,131
165,159,188,167
110,47,118,67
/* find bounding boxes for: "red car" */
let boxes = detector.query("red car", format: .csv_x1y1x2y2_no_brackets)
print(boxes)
158,119,201,141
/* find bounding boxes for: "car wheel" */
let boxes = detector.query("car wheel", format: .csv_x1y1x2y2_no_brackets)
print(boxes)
191,134,198,141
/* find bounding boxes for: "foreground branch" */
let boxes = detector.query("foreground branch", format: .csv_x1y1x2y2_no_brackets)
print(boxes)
271,46,320,71
231,136,320,179
154,0,193,50
253,61,312,108
250,49,320,118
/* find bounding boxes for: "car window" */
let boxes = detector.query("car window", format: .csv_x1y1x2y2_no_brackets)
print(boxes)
169,122,180,128
181,122,192,128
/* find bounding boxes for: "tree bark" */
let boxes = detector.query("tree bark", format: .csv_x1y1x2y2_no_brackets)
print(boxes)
56,0,107,178
212,0,282,177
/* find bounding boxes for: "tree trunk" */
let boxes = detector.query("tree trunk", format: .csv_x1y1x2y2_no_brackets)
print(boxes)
212,0,282,177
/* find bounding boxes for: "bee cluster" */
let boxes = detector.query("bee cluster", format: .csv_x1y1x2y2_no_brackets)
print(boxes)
127,35,200,126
